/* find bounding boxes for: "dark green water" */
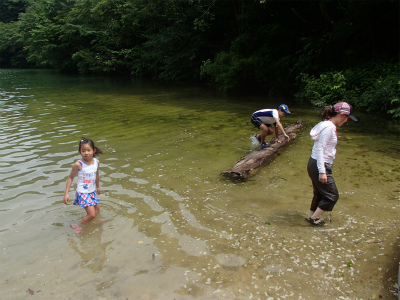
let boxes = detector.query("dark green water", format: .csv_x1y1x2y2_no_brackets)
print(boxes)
1,69,399,299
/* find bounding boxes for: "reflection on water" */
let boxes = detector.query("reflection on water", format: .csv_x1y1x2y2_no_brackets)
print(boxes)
68,225,109,273
1,69,399,299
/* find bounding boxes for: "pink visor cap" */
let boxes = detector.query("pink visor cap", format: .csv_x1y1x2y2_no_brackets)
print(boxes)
333,102,358,121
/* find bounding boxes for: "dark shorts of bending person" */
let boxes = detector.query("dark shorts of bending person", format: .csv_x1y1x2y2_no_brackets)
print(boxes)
307,157,339,211
250,115,275,128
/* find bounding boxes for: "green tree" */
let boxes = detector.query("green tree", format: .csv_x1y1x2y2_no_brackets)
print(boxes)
0,0,28,23
68,0,143,73
19,0,78,70
130,0,212,80
0,0,29,67
0,21,28,67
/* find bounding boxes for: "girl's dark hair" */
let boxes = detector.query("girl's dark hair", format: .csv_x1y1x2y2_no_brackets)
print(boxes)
321,106,338,121
79,137,104,157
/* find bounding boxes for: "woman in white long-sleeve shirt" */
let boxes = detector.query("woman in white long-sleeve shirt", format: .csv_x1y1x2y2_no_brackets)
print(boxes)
307,102,357,226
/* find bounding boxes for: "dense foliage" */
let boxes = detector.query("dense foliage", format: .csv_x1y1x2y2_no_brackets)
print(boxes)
1,0,399,117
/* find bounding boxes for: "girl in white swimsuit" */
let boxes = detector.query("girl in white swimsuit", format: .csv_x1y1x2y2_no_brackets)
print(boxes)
64,138,103,225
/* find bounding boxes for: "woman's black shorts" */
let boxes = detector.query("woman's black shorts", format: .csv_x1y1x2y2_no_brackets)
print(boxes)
307,157,339,212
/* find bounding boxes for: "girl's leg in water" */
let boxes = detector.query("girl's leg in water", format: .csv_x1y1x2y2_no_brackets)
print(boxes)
81,205,97,223
72,205,100,232
94,204,100,216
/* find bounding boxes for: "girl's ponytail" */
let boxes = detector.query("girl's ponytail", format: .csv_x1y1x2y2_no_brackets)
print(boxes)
321,106,338,121
94,147,104,157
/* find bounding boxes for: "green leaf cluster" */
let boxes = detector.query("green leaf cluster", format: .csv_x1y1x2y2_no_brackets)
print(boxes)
296,72,347,108
0,21,27,67
296,61,400,117
7,0,212,77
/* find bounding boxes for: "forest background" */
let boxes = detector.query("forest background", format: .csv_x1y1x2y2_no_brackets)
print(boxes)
0,0,399,118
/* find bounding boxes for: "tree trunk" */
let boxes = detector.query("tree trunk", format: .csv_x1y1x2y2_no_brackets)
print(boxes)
221,120,304,181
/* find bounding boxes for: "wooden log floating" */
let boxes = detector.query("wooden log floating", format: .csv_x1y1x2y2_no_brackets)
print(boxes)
221,120,304,181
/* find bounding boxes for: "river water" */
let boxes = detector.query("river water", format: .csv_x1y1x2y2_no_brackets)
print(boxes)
1,69,399,300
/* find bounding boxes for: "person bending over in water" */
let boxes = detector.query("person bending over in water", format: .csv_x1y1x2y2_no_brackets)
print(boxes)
251,104,291,148
307,102,357,226
64,138,103,227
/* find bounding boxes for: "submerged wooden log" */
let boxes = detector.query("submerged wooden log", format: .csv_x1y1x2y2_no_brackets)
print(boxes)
221,120,304,181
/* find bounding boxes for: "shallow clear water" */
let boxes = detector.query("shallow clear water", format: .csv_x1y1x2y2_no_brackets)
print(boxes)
1,69,399,300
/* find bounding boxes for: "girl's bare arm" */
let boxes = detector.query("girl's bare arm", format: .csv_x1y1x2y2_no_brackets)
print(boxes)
63,162,80,204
